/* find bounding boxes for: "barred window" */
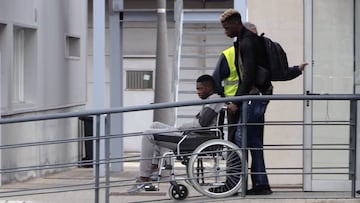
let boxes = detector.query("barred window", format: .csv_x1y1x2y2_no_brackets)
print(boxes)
126,71,153,90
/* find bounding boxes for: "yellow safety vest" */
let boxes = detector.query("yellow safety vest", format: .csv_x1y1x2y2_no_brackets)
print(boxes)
222,46,239,96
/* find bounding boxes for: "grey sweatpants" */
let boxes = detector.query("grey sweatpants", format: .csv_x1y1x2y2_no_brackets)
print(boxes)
139,122,182,178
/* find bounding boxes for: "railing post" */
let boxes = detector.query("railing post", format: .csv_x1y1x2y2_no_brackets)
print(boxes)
94,115,101,203
105,114,111,203
349,100,357,197
241,101,248,197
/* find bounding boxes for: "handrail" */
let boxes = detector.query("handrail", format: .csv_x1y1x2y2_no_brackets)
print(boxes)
0,94,359,124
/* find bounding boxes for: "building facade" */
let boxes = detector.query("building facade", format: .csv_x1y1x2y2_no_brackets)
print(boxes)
0,0,359,193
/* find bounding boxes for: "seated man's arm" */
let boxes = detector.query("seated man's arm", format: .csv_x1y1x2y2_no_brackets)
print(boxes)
178,107,217,131
196,106,219,127
179,102,223,130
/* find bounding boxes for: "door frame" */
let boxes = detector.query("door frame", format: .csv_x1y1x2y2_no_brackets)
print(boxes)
303,0,313,192
303,0,357,192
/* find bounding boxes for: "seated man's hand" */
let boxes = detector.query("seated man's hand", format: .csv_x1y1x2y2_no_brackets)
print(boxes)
227,103,238,113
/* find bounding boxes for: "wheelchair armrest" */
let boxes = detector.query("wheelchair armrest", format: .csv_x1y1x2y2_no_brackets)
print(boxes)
176,132,188,156
210,128,223,136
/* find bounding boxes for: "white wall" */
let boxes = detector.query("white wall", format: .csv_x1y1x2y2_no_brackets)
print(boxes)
248,0,304,186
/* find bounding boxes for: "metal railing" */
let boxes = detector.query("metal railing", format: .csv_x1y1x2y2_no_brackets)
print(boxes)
0,94,359,202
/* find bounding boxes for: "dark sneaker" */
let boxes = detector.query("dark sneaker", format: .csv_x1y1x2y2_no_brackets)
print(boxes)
209,185,229,193
208,185,239,196
246,185,272,195
208,177,240,193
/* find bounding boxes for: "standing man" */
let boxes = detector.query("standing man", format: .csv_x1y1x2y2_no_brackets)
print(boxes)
211,8,272,195
213,21,308,100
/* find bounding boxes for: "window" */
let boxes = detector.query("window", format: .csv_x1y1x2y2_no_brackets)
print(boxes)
12,26,37,105
65,35,80,58
0,24,4,110
126,70,153,90
13,28,25,102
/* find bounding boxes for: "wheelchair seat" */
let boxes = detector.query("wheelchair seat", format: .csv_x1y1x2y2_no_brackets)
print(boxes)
154,131,218,153
176,108,225,154
154,108,225,155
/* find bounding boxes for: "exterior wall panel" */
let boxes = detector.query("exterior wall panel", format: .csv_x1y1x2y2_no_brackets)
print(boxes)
0,0,87,183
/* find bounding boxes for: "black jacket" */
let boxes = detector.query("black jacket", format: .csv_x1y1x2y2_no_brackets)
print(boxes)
234,27,270,97
212,53,302,97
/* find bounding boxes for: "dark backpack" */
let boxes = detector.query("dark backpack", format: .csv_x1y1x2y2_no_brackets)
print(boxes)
259,33,289,81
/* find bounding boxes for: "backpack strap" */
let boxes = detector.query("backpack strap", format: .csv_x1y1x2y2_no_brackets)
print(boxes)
236,39,259,95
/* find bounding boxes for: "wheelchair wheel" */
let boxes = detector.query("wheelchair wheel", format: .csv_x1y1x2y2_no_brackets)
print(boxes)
168,183,188,200
187,139,243,198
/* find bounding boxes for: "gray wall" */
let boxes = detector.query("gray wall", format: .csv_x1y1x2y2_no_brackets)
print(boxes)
0,0,87,114
0,0,87,183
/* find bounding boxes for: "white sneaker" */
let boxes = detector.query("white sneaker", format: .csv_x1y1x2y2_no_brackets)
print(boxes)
127,178,151,194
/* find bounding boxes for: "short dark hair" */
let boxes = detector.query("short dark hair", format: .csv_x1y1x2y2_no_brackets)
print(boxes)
196,74,215,89
220,9,242,24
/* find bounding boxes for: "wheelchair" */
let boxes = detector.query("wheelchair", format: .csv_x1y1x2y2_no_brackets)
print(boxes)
149,111,244,200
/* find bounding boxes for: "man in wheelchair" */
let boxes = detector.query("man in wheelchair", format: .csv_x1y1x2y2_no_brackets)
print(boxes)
128,74,224,193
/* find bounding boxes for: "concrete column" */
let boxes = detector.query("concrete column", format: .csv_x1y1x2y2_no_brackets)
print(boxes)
153,0,174,125
93,0,106,176
109,0,124,172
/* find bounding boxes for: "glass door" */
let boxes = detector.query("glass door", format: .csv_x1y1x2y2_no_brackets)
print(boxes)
304,0,355,191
